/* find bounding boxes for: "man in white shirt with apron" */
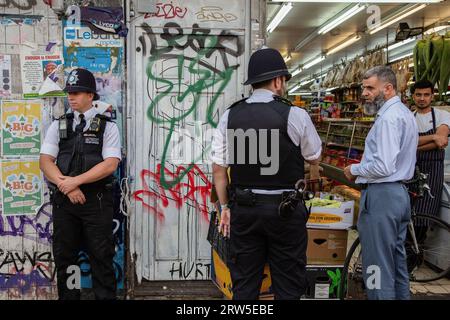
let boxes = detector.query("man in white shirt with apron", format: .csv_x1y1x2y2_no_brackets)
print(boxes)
412,80,450,241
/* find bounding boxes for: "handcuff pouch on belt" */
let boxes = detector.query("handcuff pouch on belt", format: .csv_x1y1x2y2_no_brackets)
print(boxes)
278,180,314,219
231,187,256,206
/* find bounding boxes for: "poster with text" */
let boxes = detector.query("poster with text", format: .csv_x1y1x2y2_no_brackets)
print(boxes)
20,51,64,98
1,100,42,157
1,159,43,216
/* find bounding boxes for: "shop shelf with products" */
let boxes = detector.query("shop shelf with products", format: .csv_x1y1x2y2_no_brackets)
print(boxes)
319,119,374,188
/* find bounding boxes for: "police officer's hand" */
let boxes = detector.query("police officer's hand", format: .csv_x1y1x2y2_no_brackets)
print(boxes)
67,187,86,205
219,207,231,238
58,176,81,195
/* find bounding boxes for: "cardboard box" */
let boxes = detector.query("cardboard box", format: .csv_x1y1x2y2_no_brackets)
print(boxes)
307,229,348,265
303,265,345,299
307,200,354,230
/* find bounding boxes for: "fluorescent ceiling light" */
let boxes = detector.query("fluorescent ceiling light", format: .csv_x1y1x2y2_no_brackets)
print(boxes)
303,56,325,70
284,54,292,63
291,68,302,78
424,25,449,34
288,84,301,94
389,52,413,63
327,35,361,55
267,2,293,33
326,86,339,91
272,1,441,3
318,4,365,35
290,92,312,96
384,37,416,52
369,4,427,35
299,78,314,86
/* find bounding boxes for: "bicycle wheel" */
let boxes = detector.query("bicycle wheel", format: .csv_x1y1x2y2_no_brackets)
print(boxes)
339,236,366,300
406,214,450,282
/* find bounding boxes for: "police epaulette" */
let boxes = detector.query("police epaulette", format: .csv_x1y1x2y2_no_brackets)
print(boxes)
227,97,248,109
273,95,294,106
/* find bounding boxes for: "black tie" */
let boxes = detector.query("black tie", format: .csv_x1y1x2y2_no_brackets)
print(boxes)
75,114,86,133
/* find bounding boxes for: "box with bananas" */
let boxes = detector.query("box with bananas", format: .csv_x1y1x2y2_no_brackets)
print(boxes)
306,192,355,230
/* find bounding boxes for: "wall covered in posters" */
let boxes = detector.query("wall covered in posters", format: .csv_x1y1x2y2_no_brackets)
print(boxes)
0,1,126,300
0,0,60,300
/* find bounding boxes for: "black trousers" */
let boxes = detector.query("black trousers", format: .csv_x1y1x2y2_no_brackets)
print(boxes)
228,200,308,300
52,187,116,300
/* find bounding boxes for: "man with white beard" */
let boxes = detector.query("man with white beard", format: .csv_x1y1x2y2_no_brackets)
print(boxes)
343,66,418,300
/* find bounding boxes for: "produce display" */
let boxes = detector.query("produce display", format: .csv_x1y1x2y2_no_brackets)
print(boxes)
305,197,342,209
414,33,450,100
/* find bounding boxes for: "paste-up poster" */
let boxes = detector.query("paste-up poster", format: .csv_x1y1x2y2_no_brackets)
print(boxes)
1,100,42,157
20,50,64,98
1,159,43,216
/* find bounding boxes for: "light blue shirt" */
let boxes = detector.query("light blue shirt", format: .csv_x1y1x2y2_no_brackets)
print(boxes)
351,96,418,184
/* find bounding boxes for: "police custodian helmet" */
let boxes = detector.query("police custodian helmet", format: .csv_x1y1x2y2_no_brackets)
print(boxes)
63,68,100,101
244,48,292,85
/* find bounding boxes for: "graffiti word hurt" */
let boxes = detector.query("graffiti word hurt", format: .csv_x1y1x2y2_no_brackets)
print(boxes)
133,164,211,222
169,261,211,280
196,6,238,23
144,2,187,20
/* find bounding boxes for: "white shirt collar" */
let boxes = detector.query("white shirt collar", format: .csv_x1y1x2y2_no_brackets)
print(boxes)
247,88,276,103
252,88,275,97
74,106,97,122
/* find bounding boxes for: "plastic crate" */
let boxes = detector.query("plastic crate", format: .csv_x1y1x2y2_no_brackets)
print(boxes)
207,209,230,264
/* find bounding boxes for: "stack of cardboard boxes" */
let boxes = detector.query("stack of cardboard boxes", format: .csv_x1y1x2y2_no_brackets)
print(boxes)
209,198,355,300
302,197,355,299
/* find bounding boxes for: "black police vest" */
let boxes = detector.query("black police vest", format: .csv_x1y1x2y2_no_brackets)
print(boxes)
56,113,113,188
227,97,304,190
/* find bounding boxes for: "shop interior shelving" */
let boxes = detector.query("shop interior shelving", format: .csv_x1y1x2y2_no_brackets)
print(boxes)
318,118,374,190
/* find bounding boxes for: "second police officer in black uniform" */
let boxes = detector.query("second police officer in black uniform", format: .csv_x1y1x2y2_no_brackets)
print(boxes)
40,68,121,300
211,48,322,299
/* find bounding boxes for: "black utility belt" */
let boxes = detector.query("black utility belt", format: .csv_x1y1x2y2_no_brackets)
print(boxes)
230,187,290,206
80,183,113,193
358,181,404,190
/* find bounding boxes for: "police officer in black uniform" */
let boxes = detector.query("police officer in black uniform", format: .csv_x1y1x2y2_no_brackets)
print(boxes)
211,48,322,300
40,68,121,300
